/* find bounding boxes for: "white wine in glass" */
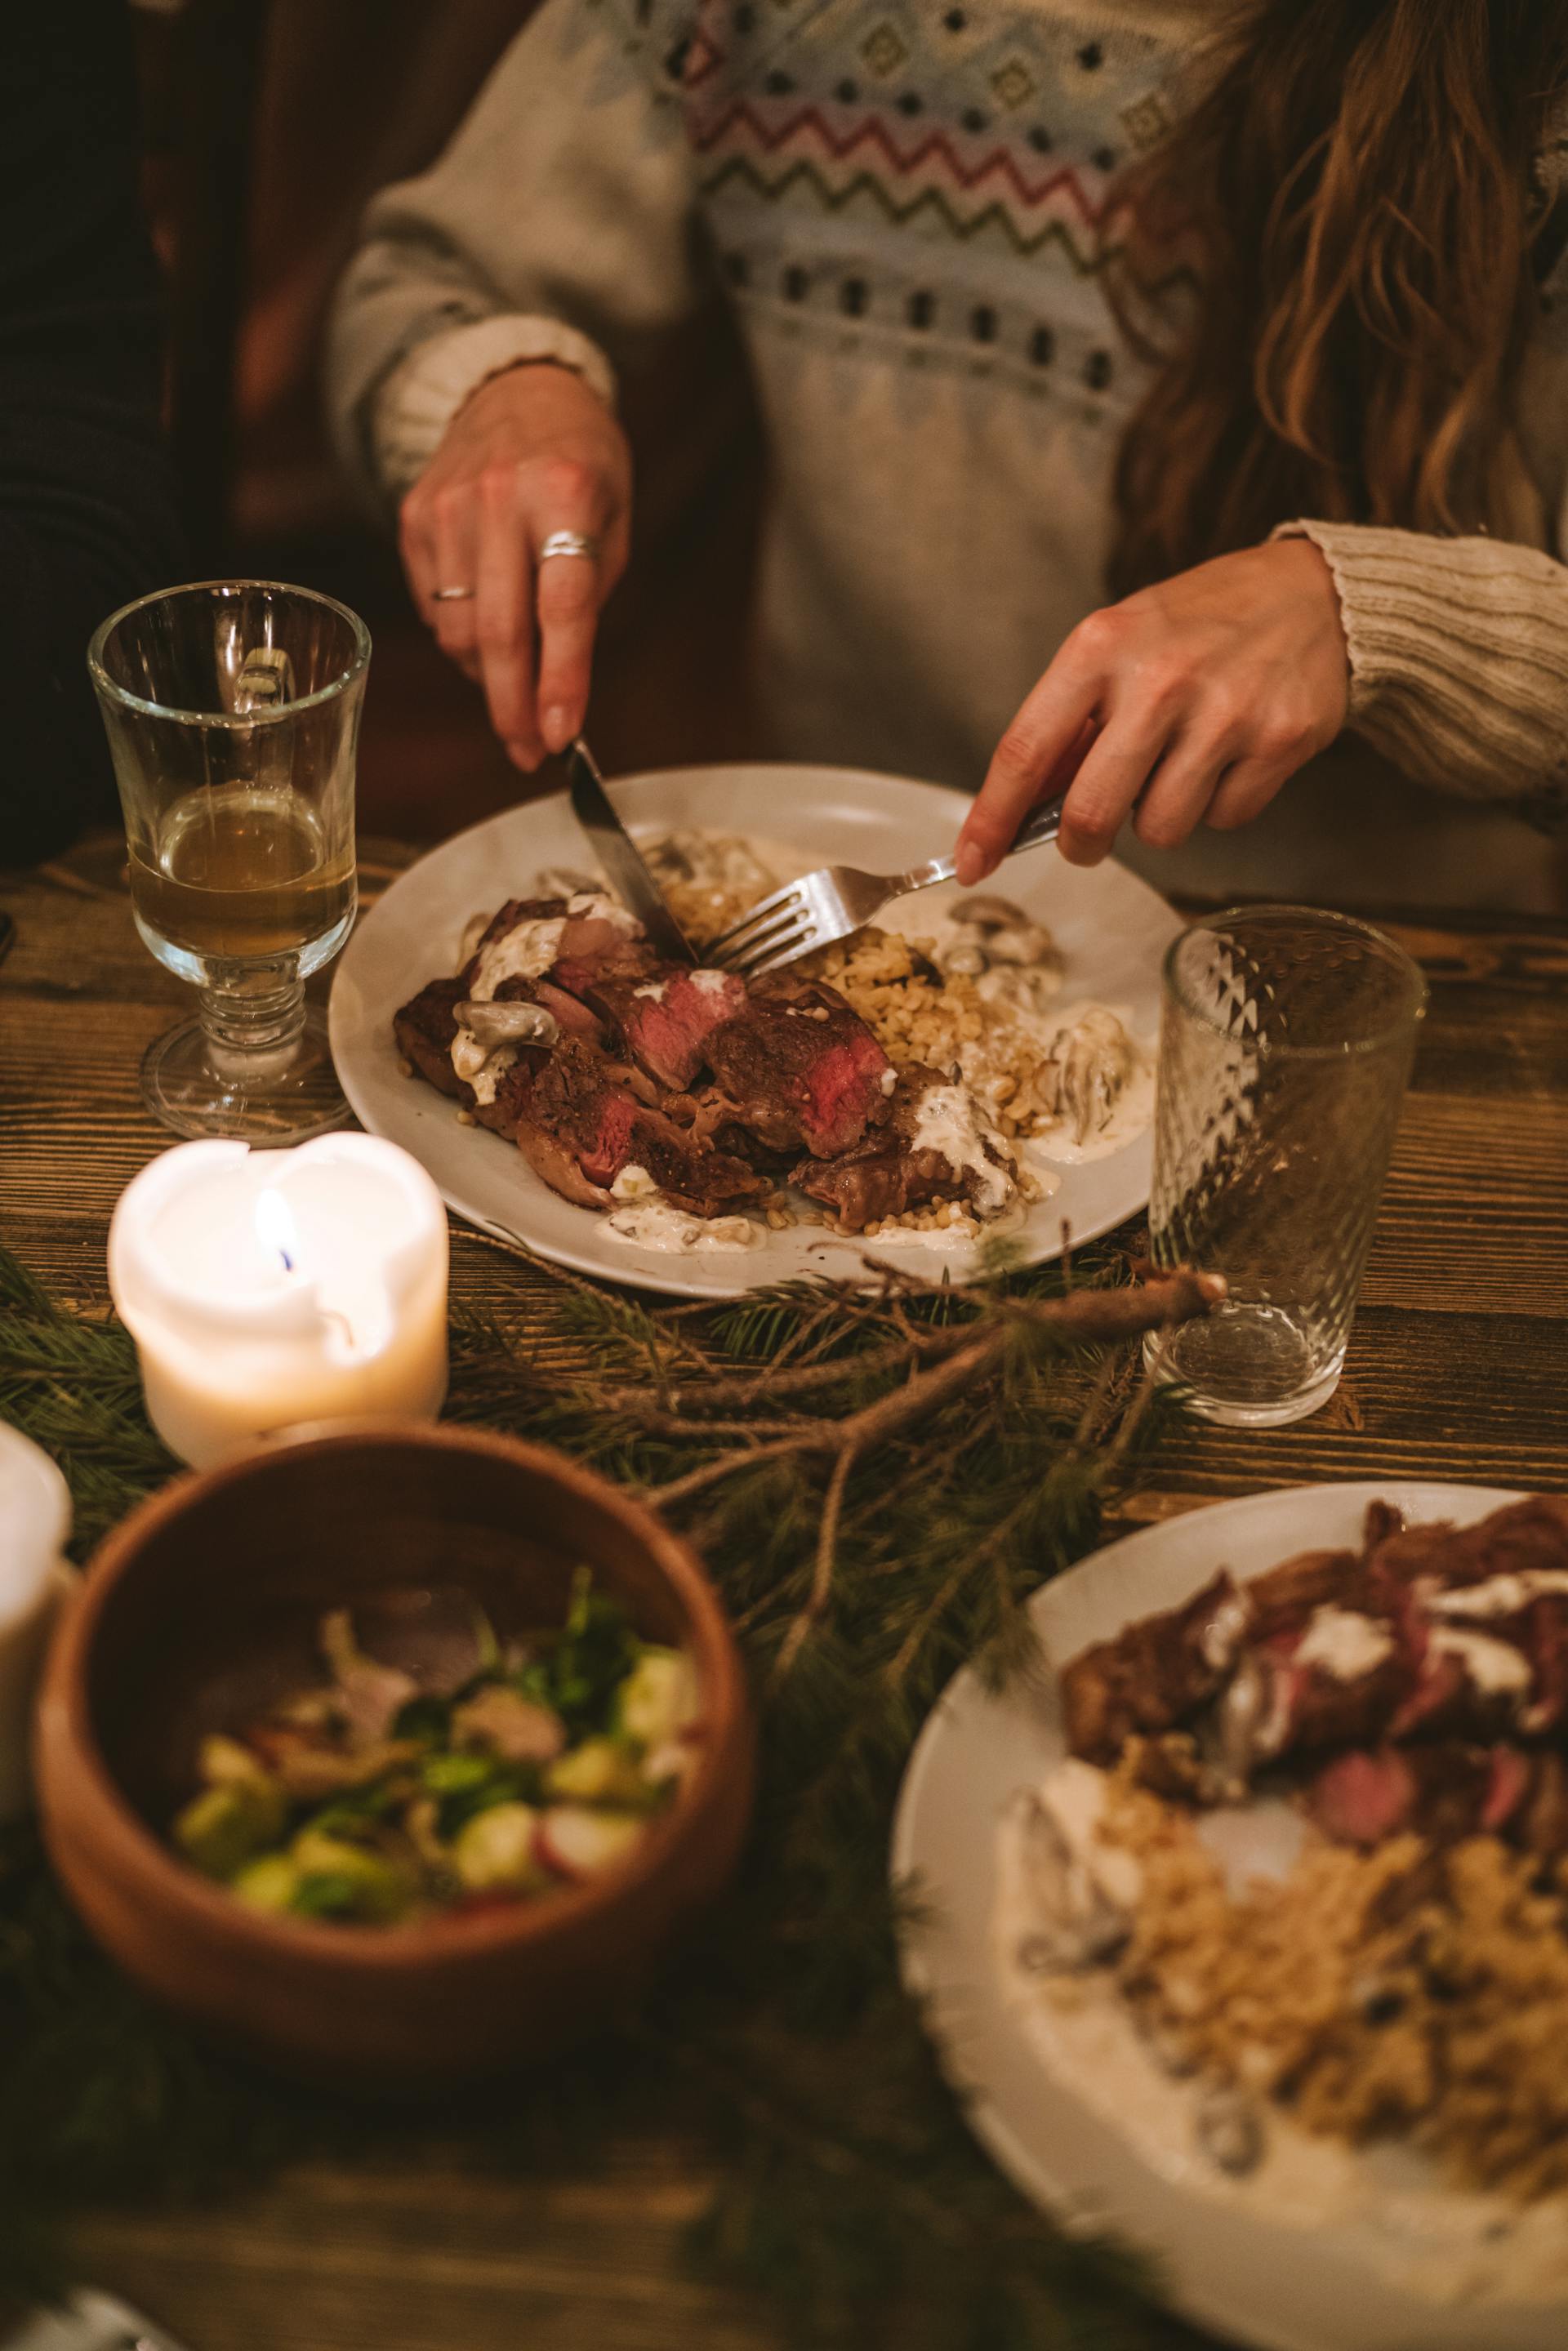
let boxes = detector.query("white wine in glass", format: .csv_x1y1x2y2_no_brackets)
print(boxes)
90,581,370,1142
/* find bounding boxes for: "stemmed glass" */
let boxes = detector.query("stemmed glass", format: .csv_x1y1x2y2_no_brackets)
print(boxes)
89,580,370,1143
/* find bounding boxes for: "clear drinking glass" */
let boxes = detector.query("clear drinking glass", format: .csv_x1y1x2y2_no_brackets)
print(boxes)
89,580,370,1143
1147,905,1427,1426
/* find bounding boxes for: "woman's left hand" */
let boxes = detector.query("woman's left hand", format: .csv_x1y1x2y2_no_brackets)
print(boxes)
955,540,1351,882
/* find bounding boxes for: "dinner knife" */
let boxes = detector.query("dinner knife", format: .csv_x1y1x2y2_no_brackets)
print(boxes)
567,737,697,966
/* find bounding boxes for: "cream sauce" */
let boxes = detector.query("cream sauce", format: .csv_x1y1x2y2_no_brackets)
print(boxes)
566,890,640,934
468,914,568,1003
1428,1624,1532,1698
604,1164,759,1253
909,1084,1013,1216
1428,1569,1568,1619
1294,1605,1396,1682
451,1035,514,1107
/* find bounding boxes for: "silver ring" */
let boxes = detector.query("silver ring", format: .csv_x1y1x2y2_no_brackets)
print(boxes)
537,531,600,563
430,584,475,603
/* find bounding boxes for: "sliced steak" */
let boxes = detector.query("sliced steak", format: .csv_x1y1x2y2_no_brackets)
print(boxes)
793,1064,1000,1227
1307,1748,1419,1846
394,978,470,1099
1309,1743,1538,1850
1244,1548,1368,1642
705,973,893,1160
463,894,647,1000
1062,1571,1250,1764
517,1038,764,1217
1388,1612,1535,1743
1267,1614,1413,1757
566,962,747,1091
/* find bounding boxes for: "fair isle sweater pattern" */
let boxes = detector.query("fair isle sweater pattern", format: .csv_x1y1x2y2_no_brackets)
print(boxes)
574,0,1191,410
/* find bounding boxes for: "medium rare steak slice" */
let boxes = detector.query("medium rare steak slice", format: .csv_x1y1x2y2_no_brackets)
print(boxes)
704,973,892,1159
1309,1743,1543,1850
564,961,747,1090
394,978,469,1098
517,1038,764,1217
794,1063,1012,1227
1062,1571,1251,1763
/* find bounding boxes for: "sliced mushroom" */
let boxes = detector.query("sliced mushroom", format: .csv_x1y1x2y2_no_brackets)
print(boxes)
951,893,1029,932
940,942,990,977
985,921,1057,967
1034,1009,1140,1144
453,999,562,1052
1007,1786,1132,1970
1195,2084,1264,2176
1135,2011,1202,2080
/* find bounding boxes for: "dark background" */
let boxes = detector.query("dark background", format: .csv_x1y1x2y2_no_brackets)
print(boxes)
136,0,763,844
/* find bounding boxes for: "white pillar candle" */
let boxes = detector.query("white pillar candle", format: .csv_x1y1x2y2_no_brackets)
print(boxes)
109,1135,449,1470
0,1423,72,1823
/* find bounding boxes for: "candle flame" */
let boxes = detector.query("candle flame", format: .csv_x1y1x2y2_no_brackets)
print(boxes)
254,1187,299,1275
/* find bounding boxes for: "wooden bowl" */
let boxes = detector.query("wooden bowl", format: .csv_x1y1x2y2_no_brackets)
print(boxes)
34,1423,754,2090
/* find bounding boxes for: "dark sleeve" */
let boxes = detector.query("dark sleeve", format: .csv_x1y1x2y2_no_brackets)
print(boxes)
0,0,188,866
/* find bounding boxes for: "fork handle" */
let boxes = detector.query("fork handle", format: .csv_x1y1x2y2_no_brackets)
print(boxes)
890,794,1066,897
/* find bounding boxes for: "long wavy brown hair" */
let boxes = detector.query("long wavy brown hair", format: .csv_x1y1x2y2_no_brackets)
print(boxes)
1107,0,1568,597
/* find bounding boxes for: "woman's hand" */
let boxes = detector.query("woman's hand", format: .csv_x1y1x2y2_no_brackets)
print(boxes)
955,541,1351,882
399,363,632,771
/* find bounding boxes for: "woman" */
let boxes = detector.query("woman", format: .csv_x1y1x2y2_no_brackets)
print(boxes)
327,0,1568,907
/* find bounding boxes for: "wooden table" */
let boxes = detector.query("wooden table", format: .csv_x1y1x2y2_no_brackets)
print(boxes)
2,835,1566,2351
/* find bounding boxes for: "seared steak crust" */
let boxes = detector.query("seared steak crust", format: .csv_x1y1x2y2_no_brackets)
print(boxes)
394,978,470,1100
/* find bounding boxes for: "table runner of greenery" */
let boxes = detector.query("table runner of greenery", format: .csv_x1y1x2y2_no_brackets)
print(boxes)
0,1234,1213,2350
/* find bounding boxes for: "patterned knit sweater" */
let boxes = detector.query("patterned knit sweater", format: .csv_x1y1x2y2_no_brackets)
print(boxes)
327,0,1568,905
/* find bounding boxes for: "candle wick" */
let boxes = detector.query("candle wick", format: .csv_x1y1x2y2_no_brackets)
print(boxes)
278,1249,295,1275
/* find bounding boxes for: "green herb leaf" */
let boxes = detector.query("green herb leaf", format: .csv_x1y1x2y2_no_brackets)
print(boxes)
392,1693,452,1743
288,1871,366,1920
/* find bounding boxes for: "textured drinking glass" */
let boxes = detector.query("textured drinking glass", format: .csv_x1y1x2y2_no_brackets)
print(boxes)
1146,906,1427,1426
89,581,370,1142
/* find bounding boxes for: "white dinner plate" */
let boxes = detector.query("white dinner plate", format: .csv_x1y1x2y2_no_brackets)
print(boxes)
329,764,1180,1299
889,1480,1568,2351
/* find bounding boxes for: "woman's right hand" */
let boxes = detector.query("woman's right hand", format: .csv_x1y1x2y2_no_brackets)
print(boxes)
399,363,632,771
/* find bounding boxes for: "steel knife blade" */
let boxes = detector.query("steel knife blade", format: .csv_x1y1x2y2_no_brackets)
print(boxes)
567,738,697,966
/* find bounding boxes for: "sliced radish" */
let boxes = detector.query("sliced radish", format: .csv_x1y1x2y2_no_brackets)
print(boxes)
535,1804,647,1881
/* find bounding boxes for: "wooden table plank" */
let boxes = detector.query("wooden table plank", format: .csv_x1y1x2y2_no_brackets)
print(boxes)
4,835,1567,2351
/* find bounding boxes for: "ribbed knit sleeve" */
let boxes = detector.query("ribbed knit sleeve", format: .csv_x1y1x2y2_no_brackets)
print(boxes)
324,0,704,512
1273,519,1568,835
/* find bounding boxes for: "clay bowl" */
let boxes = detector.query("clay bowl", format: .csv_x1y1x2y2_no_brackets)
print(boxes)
35,1423,754,2091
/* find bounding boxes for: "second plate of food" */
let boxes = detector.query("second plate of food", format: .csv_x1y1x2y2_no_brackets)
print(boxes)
892,1481,1568,2351
329,764,1179,1298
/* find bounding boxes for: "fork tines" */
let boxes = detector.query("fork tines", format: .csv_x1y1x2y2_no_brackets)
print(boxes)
706,880,817,976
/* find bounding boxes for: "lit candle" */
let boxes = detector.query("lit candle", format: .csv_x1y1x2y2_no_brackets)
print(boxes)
0,1423,72,1822
109,1135,449,1470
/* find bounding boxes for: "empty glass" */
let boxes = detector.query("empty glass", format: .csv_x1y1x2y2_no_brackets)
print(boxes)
89,581,370,1142
1147,906,1427,1425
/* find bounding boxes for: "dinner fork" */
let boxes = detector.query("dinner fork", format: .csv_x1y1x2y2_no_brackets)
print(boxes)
703,797,1067,978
